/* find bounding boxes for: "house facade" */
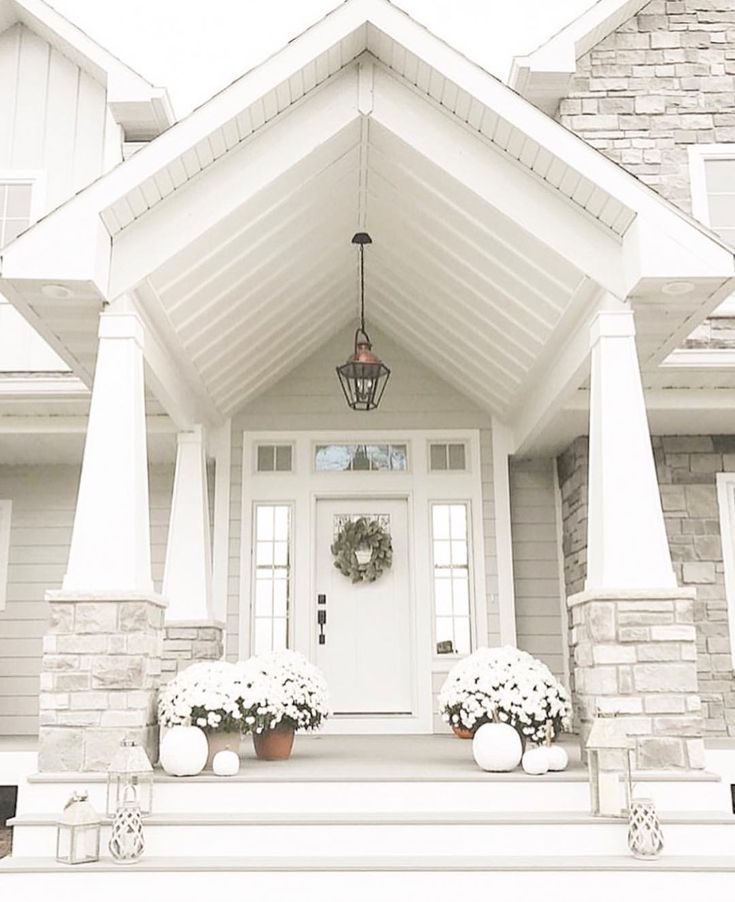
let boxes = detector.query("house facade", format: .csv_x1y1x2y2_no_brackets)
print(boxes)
0,0,734,778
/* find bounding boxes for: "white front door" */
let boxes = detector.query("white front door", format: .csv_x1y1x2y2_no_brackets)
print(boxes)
315,497,413,717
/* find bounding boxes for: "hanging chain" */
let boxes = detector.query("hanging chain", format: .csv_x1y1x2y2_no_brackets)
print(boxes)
359,241,366,333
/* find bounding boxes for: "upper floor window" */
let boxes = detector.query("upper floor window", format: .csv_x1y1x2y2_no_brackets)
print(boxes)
689,146,735,315
690,146,735,247
0,181,33,248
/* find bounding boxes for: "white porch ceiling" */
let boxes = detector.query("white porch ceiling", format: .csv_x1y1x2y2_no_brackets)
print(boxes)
142,109,588,417
1,0,733,441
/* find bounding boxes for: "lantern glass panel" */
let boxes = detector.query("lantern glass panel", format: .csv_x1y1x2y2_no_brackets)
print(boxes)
56,793,101,864
106,740,154,817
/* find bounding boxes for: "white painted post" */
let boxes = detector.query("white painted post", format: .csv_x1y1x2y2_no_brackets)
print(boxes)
491,418,517,645
210,419,232,626
586,308,676,591
63,301,153,594
163,426,213,621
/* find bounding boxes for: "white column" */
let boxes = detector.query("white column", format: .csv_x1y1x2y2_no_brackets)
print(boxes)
586,308,676,591
163,426,213,621
210,419,232,625
63,303,153,594
491,418,517,645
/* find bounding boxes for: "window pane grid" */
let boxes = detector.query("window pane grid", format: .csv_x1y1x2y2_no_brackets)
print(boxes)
704,158,735,247
0,183,32,249
431,503,472,656
256,444,292,472
252,504,291,654
429,442,467,472
315,443,407,471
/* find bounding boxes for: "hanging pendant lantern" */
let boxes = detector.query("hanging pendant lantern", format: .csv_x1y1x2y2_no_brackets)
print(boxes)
336,233,390,411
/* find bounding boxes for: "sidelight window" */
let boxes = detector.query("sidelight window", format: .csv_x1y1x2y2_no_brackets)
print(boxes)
252,504,291,653
431,502,472,655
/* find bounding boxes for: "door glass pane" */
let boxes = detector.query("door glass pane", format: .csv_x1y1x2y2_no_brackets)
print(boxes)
257,445,274,472
252,504,291,653
430,444,447,470
431,502,472,656
448,443,466,470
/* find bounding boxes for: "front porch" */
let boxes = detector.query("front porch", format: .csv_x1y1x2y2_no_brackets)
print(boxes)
1,0,734,775
2,733,735,890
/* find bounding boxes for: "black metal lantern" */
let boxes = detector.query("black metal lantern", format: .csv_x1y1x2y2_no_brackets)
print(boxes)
336,233,390,411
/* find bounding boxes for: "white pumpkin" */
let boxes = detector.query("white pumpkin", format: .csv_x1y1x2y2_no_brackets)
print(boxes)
472,722,522,772
212,748,240,777
546,744,569,772
521,746,550,775
159,725,208,776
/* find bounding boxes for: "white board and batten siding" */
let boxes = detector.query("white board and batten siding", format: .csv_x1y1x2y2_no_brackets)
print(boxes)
0,22,113,214
0,464,173,736
509,458,568,684
227,326,502,730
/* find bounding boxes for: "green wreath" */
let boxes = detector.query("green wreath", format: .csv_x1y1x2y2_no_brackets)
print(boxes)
331,517,393,583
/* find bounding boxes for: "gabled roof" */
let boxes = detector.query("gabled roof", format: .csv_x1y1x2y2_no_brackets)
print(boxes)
0,0,733,433
0,0,174,138
509,0,650,114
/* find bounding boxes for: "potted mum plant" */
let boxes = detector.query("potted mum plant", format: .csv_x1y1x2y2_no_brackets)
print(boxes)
237,650,330,760
438,646,572,745
158,660,245,770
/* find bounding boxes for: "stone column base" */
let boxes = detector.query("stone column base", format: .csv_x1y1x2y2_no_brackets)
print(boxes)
568,588,704,770
162,620,225,681
38,591,166,772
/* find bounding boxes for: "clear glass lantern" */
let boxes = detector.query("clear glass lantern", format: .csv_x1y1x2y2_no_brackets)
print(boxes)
56,790,101,865
586,715,634,818
106,739,154,817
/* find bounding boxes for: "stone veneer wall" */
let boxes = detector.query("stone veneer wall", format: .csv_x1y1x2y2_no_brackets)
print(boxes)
38,596,165,771
569,589,703,769
557,435,735,737
557,0,735,214
162,624,224,681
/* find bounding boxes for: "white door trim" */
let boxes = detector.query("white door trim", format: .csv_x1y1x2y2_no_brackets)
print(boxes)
238,429,488,734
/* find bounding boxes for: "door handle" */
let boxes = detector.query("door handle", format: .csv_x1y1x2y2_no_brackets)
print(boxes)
317,608,326,645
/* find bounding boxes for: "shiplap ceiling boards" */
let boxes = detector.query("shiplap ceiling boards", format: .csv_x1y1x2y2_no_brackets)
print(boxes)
1,0,733,444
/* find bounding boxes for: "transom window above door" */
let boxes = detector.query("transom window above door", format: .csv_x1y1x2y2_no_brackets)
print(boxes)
314,443,407,472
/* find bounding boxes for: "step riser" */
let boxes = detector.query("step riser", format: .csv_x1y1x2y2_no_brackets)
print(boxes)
17,780,729,815
12,822,735,858
1,871,734,895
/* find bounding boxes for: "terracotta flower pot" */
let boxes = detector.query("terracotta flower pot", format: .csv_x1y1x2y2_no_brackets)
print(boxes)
205,731,241,769
452,725,474,740
253,725,295,760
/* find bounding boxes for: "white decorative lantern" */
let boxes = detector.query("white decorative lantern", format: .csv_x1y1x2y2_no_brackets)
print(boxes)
521,746,549,775
212,748,240,777
628,798,664,859
109,785,145,865
472,722,522,772
56,791,101,865
160,725,208,777
586,716,634,817
106,739,154,817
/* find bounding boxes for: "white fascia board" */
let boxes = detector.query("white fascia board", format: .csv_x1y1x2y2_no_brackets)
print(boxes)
8,0,174,135
0,0,732,297
0,374,88,397
508,0,650,105
662,349,735,369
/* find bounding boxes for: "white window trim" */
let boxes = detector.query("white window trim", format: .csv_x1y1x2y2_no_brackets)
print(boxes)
0,500,11,612
688,145,735,317
715,473,735,667
0,170,46,230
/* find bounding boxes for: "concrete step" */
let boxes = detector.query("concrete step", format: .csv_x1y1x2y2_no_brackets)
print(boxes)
1,854,735,900
10,810,735,858
17,768,728,815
